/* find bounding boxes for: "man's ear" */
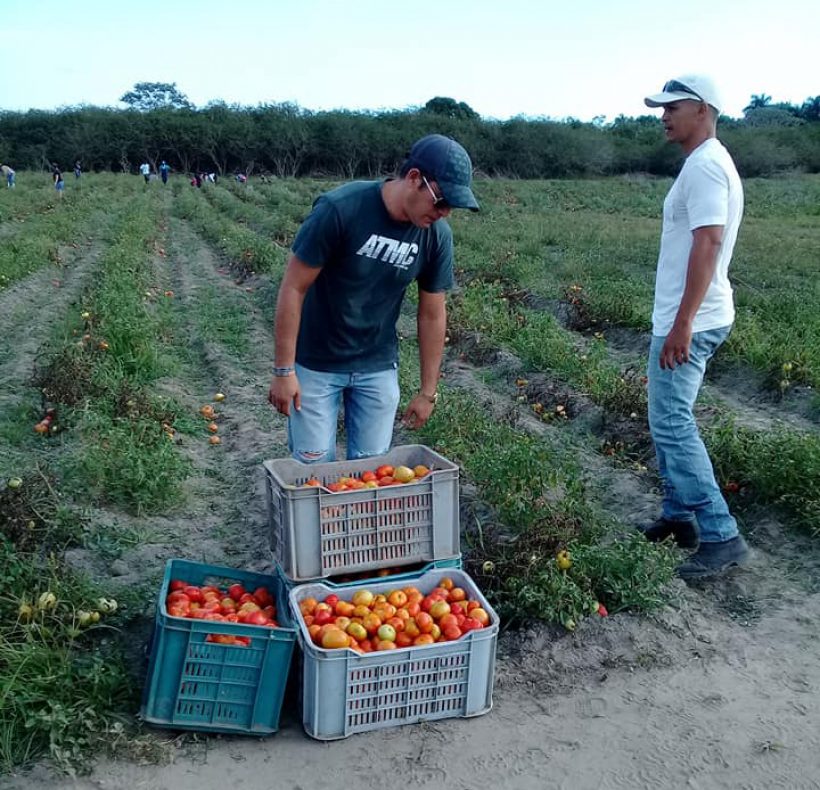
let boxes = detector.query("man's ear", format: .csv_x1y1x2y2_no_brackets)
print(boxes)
405,167,422,184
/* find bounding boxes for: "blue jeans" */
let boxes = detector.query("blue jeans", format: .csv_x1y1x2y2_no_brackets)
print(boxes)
648,326,737,543
287,363,400,463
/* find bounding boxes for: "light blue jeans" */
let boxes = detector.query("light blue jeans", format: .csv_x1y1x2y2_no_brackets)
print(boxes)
648,326,737,543
287,363,400,463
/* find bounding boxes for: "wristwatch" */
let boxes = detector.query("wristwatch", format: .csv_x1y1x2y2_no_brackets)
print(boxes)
419,390,439,404
273,366,295,377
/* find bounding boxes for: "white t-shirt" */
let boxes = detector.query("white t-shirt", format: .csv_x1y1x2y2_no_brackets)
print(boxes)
140,163,150,176
652,138,743,336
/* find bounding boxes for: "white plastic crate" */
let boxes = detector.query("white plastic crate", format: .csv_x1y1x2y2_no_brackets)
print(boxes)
264,445,460,582
288,567,498,740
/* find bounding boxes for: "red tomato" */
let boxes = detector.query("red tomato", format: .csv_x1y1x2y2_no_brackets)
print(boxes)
228,583,246,601
443,625,462,641
324,594,339,608
361,471,377,483
246,610,268,626
253,587,273,605
169,580,187,592
375,465,394,478
183,586,204,603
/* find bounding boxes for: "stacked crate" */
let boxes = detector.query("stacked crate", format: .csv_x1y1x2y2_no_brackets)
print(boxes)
265,444,499,740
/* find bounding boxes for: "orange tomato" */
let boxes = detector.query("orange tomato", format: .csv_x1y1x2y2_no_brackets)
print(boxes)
375,640,397,651
449,587,467,602
361,470,377,483
471,608,490,626
335,600,355,617
387,589,408,608
415,612,433,633
439,577,455,591
362,612,382,635
321,628,350,649
414,634,435,646
396,632,414,648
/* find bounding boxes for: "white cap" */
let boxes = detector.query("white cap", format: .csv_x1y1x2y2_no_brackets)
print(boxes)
644,75,723,113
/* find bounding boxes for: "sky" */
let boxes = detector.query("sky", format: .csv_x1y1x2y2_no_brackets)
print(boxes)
1,0,817,121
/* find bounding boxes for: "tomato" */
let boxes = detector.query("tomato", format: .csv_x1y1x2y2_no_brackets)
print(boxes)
375,639,397,651
449,587,466,602
470,608,490,626
322,628,350,649
415,612,433,633
429,600,451,620
314,609,333,626
346,622,368,642
334,616,352,631
300,596,318,615
396,632,414,648
253,587,273,607
335,600,355,617
362,613,382,635
386,616,406,633
387,589,407,608
169,580,187,592
304,477,322,487
167,591,190,607
439,577,454,591
404,619,421,638
351,589,374,607
443,625,462,641
324,594,339,608
167,605,188,618
361,470,377,483
377,476,395,486
439,613,458,631
450,602,465,616
462,617,483,632
375,465,394,478
414,634,435,646
246,611,268,626
327,482,347,492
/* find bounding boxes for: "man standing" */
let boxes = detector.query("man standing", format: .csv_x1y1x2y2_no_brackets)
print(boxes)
640,75,749,580
268,134,479,462
159,161,171,184
140,162,151,184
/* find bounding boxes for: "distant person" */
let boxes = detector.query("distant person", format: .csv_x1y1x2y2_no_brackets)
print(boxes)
639,75,748,580
1,164,14,188
74,160,82,179
268,134,479,462
52,163,64,197
159,160,171,184
235,172,247,184
140,162,151,184
192,173,202,188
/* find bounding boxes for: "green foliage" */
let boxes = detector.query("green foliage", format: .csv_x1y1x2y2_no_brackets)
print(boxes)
0,539,136,775
2,99,819,177
119,81,193,112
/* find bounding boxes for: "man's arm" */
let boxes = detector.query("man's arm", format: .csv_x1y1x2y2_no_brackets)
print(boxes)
268,255,322,415
659,225,724,369
402,290,447,430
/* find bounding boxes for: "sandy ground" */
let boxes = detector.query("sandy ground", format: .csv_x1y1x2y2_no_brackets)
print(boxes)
3,206,820,790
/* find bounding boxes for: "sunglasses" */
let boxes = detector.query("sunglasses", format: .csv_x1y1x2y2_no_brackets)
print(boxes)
422,176,449,210
663,80,703,102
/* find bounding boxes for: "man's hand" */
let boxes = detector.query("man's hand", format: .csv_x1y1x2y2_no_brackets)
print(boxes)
659,323,693,369
268,374,301,416
402,394,435,430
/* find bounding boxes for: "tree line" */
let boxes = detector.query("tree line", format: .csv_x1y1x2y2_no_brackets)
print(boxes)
1,94,818,180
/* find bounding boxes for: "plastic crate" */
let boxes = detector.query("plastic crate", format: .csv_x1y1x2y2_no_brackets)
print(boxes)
276,556,463,590
264,444,460,582
289,567,498,740
141,559,297,735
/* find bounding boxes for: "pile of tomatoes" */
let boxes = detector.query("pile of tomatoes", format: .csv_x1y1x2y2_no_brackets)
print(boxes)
303,463,431,492
298,576,491,653
165,579,280,647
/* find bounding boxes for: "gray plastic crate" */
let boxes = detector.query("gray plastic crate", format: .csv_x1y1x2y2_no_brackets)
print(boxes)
288,567,497,740
264,445,460,582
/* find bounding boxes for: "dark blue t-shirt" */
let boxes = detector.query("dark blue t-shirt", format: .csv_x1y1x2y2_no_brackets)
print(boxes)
292,180,453,372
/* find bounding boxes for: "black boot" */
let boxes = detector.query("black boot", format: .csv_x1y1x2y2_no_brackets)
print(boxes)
639,517,699,550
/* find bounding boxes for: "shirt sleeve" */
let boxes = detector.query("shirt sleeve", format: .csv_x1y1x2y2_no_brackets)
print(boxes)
417,222,454,293
683,159,729,231
291,196,344,268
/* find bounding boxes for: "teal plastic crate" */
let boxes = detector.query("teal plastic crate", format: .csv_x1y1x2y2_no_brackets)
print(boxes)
141,559,296,735
264,444,461,582
289,567,497,740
